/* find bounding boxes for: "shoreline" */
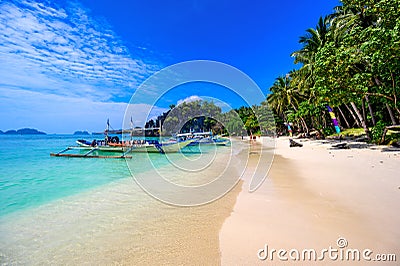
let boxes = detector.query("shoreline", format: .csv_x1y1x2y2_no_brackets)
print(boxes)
0,175,243,265
219,137,400,264
0,144,245,265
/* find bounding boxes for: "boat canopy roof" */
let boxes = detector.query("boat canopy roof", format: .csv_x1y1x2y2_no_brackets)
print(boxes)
176,131,212,137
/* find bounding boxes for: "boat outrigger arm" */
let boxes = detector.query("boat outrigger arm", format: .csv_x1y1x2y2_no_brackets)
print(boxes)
50,147,132,159
155,144,165,154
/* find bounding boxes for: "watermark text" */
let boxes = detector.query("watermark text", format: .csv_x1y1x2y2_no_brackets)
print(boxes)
258,238,397,262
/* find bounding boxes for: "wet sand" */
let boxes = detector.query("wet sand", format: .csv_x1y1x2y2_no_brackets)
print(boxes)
220,137,400,265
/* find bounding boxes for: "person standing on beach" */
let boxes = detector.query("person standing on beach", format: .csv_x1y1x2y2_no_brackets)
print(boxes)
285,123,293,137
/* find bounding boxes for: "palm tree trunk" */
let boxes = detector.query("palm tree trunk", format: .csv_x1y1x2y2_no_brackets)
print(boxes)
361,98,367,126
290,103,309,133
396,107,400,117
386,103,397,125
351,102,371,140
390,71,400,118
296,120,304,132
337,105,350,128
323,110,327,128
365,95,376,126
345,103,361,127
311,117,317,129
300,117,309,133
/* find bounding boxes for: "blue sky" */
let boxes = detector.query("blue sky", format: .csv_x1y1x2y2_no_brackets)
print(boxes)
0,0,339,133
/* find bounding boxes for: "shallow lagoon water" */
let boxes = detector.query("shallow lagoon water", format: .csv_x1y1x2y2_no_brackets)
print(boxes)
0,134,243,264
0,135,131,216
0,135,214,216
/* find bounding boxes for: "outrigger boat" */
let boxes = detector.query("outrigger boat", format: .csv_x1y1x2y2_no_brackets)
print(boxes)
50,139,195,158
50,119,197,158
50,137,196,158
74,137,196,153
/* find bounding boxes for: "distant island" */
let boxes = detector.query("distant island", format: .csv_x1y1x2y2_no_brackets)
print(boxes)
0,128,46,135
73,130,90,135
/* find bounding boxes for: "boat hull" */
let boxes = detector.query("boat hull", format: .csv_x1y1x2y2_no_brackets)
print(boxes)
187,137,230,146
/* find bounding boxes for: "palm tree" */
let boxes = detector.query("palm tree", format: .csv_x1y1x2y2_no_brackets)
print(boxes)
329,4,377,43
267,75,309,132
328,3,385,139
291,16,330,91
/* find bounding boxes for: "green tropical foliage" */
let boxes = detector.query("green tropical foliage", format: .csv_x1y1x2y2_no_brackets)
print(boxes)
266,0,400,143
145,0,399,143
145,100,275,137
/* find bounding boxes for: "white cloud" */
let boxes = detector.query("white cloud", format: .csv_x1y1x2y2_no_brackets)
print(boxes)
0,0,161,102
176,95,203,105
0,0,166,133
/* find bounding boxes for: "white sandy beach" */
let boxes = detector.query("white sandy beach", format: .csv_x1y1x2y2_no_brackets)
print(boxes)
220,137,400,265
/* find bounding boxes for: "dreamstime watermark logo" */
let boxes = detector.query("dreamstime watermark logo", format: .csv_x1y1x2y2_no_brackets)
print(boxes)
123,60,276,206
257,237,397,262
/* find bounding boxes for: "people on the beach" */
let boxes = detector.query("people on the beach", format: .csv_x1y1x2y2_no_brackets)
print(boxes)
284,123,293,137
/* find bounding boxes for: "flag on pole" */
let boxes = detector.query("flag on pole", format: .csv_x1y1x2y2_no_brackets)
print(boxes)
326,105,341,133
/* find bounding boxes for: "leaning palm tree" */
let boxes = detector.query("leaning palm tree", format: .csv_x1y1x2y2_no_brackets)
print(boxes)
291,16,330,91
267,75,309,132
329,4,377,43
328,3,383,139
288,18,331,134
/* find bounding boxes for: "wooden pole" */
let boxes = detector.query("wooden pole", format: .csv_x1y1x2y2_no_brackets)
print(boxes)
386,103,397,125
365,95,376,126
351,102,370,140
362,97,367,127
345,103,361,127
56,147,70,155
337,105,350,128
84,148,98,157
50,153,132,159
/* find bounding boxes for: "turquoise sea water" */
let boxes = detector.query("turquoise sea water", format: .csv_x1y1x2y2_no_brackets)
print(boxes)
0,134,243,264
0,135,210,217
0,135,245,264
0,135,131,216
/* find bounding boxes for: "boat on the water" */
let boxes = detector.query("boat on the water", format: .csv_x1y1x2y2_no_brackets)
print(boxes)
177,132,230,146
50,136,197,158
74,137,196,153
50,119,231,158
